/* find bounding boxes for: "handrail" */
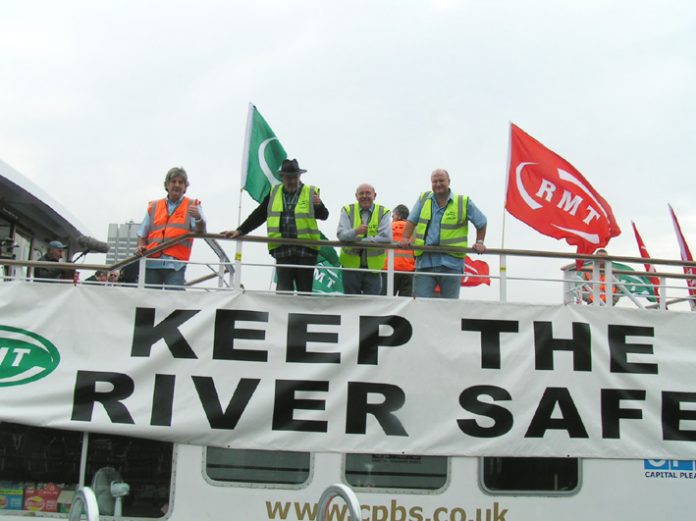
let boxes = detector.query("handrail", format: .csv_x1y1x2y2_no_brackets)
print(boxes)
68,487,100,521
316,483,362,521
3,233,695,309
3,233,696,281
223,233,696,269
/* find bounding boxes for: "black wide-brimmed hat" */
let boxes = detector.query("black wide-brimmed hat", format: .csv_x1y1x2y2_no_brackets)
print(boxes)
278,158,307,176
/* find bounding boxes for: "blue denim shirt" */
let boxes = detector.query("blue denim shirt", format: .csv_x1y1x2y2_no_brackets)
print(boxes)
407,191,486,271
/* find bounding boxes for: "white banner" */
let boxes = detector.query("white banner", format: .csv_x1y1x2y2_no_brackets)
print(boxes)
1,281,695,459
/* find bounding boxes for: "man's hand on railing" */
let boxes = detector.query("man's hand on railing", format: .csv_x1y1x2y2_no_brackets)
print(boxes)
472,241,486,254
222,230,241,239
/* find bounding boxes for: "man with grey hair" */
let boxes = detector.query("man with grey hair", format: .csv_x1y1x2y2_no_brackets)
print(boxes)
136,167,206,289
337,183,391,294
400,168,487,299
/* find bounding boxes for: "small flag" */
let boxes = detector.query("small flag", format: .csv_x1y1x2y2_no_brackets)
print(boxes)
668,204,696,309
630,221,661,303
506,124,621,257
313,232,344,294
241,104,286,203
612,262,658,301
462,257,491,287
576,262,657,303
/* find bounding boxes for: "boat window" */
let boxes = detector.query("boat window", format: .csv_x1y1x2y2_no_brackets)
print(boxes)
344,454,447,490
0,422,172,517
85,433,172,517
481,457,579,493
206,448,310,485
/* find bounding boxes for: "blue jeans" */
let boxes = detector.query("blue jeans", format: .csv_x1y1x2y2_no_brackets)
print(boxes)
414,266,461,299
145,267,186,290
343,270,382,295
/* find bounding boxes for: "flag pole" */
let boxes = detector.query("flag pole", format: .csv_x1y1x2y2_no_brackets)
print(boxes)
233,102,255,290
499,123,513,302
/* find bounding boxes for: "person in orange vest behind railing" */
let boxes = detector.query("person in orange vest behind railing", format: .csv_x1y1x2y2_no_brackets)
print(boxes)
135,167,206,289
381,204,415,296
581,248,620,305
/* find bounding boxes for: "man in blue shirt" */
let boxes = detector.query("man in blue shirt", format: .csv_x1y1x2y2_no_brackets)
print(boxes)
400,169,487,299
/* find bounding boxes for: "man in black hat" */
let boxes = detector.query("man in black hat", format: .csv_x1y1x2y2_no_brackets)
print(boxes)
34,240,75,281
223,158,328,293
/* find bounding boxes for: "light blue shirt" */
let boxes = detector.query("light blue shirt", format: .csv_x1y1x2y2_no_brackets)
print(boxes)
138,196,206,271
407,191,487,271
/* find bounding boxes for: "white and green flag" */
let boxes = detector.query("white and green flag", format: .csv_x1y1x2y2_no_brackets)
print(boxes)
241,104,287,203
238,104,342,293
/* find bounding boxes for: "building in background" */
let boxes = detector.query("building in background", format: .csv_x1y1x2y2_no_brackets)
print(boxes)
106,221,139,263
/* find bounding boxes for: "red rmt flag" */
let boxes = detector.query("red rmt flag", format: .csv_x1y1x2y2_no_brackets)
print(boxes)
506,124,621,255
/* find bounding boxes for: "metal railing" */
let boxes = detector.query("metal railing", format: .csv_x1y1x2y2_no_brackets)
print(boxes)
2,233,695,310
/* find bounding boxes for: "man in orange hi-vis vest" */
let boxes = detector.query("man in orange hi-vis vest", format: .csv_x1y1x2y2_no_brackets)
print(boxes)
136,167,206,289
381,204,415,296
580,248,620,305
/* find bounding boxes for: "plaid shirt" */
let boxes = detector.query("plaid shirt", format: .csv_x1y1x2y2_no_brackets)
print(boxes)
272,189,318,260
236,183,329,258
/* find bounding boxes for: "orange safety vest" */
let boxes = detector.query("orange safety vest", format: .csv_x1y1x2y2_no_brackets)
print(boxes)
145,197,199,261
582,271,617,303
383,220,415,272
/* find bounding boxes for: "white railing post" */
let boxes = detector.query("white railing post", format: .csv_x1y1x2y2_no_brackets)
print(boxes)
386,249,394,296
659,276,667,310
592,260,601,306
232,241,243,291
217,261,225,289
137,257,146,289
499,254,507,302
317,483,362,521
604,260,613,306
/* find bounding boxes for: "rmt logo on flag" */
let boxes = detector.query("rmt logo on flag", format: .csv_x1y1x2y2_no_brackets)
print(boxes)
505,124,621,255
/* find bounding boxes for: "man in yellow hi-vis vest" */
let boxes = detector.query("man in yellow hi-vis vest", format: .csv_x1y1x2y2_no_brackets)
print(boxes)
337,183,392,294
400,169,487,299
223,159,328,293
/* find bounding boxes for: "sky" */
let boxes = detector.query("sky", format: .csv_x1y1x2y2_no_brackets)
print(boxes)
1,0,695,303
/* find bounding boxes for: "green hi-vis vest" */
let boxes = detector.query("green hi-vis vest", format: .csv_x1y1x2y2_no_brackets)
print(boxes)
413,192,468,258
339,203,389,270
267,184,321,252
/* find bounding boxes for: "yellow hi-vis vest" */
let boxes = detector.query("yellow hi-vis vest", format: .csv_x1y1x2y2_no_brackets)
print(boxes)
413,192,468,258
339,203,389,270
266,184,321,252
